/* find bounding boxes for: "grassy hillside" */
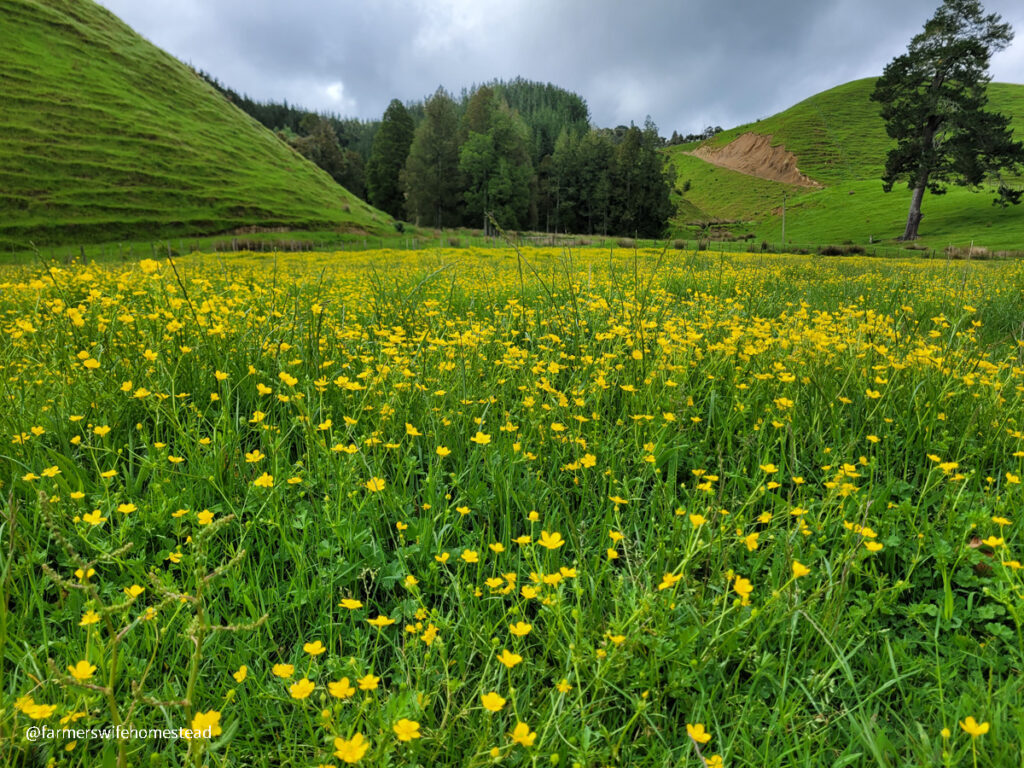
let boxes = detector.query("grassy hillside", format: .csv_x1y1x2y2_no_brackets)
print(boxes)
0,0,390,250
668,79,1024,250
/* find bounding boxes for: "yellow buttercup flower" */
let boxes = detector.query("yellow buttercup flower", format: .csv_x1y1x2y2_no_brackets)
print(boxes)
303,640,326,656
657,572,682,590
289,678,315,699
481,692,506,712
334,733,369,763
67,660,96,681
82,509,107,526
959,716,989,738
470,431,491,445
686,722,711,744
732,577,753,605
497,649,523,668
357,673,379,691
329,678,356,699
185,710,222,739
537,530,565,549
509,621,532,637
393,718,421,741
510,722,537,747
25,703,58,720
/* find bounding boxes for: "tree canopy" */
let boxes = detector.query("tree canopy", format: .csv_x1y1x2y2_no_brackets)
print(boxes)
197,69,678,237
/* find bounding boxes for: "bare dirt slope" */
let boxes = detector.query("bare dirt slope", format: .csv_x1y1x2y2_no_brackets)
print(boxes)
691,133,821,188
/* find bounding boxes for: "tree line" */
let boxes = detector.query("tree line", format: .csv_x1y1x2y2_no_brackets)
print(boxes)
666,126,723,146
196,72,677,237
196,70,375,199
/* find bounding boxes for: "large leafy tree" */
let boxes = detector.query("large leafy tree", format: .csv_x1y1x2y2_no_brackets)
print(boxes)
871,0,1024,240
365,99,414,219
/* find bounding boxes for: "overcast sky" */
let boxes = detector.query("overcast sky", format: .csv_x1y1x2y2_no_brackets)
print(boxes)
95,0,1024,135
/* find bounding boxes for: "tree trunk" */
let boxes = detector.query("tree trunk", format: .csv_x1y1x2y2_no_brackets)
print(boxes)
900,176,927,241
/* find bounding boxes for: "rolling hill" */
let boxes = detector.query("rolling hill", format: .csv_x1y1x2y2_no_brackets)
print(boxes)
668,78,1024,250
0,0,390,251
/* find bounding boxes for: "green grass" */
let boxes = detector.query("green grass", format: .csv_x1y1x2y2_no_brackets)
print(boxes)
0,0,390,250
668,79,1024,249
0,227,628,266
3,247,1024,766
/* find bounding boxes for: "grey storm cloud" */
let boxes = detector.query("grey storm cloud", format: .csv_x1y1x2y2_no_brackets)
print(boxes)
95,0,1024,134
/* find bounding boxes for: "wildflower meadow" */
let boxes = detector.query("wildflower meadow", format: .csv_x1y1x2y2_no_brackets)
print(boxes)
3,246,1024,767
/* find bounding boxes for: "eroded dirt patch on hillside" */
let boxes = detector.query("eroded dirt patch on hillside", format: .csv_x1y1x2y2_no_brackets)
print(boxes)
690,133,822,188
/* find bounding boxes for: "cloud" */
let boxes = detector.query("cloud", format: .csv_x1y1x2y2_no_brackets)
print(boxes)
95,0,1024,134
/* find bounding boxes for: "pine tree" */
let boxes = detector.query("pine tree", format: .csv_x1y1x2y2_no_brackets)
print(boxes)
575,131,613,235
871,0,1024,240
365,99,414,219
549,129,580,233
403,88,461,228
289,119,365,198
459,97,533,232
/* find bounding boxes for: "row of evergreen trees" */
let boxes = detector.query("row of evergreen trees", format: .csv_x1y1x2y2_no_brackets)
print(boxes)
369,86,676,236
196,70,373,198
198,71,677,236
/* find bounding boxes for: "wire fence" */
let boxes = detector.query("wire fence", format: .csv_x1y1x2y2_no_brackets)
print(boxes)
10,232,1021,265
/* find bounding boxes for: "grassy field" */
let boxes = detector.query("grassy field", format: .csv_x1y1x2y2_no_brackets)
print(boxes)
668,79,1024,250
3,246,1024,767
0,0,389,251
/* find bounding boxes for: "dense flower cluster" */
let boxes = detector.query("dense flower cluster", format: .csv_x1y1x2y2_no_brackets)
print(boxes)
2,247,1021,766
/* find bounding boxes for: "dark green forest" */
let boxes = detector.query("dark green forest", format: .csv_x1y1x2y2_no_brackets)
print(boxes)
197,73,676,236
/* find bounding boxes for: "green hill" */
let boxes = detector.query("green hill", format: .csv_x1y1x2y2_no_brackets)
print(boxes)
0,0,390,250
668,78,1024,250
